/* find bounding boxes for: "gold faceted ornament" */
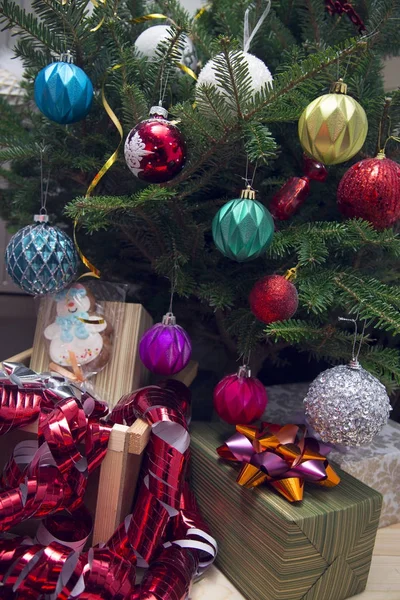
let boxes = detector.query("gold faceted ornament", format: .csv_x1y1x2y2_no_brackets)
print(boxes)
298,80,368,165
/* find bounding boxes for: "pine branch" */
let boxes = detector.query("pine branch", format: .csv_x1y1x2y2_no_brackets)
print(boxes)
244,122,278,164
0,0,63,53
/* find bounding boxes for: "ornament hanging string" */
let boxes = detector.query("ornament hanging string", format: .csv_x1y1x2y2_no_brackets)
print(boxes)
377,97,393,153
39,146,51,216
242,157,259,190
74,64,123,280
168,252,179,314
338,316,367,364
243,0,271,52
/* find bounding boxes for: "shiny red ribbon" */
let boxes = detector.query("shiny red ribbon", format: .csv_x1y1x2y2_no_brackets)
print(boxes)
0,366,216,598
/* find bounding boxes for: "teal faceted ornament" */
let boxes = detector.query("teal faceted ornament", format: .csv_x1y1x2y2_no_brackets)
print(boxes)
212,187,274,261
34,52,93,124
5,215,79,296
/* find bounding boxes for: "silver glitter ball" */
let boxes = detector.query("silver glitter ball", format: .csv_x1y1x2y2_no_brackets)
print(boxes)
304,362,391,447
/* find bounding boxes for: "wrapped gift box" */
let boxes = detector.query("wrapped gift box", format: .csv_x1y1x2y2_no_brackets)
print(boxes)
265,383,400,528
191,422,382,600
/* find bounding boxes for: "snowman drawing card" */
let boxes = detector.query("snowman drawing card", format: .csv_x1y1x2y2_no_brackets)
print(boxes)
44,283,113,380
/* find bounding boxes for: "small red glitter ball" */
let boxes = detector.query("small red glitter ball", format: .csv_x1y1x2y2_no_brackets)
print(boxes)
249,274,299,324
124,111,186,184
337,155,400,230
213,366,268,425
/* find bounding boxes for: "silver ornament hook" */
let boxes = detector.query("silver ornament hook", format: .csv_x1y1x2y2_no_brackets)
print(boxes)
338,316,367,367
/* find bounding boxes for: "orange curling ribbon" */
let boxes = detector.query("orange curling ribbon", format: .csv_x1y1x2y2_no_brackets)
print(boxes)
217,422,340,502
74,64,123,279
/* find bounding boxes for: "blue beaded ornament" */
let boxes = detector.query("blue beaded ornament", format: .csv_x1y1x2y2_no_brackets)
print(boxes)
34,54,93,124
5,215,79,295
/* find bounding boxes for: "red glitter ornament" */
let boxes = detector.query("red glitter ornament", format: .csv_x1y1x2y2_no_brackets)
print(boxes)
213,365,268,425
249,274,298,324
337,153,400,230
270,155,328,221
124,106,186,184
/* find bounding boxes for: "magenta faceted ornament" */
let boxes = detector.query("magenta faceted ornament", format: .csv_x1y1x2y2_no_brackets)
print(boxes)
139,312,192,375
213,366,268,425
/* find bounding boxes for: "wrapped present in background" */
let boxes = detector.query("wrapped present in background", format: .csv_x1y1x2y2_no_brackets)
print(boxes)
265,383,400,528
191,422,382,600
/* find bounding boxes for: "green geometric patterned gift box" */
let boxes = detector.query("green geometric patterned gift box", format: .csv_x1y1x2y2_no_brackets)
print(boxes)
190,422,382,600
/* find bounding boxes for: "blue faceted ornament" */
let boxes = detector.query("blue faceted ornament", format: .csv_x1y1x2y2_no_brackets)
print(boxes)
34,61,93,124
5,219,79,295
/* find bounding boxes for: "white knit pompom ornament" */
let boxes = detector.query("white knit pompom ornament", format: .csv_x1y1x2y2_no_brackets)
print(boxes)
195,51,273,115
134,25,198,71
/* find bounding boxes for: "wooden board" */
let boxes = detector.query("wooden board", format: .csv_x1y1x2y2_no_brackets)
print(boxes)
30,300,153,409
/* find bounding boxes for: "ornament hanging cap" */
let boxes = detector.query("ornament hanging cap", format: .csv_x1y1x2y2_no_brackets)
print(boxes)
330,79,348,94
237,364,251,378
58,50,74,64
240,185,256,200
162,312,177,325
34,213,49,224
348,359,361,370
150,105,168,119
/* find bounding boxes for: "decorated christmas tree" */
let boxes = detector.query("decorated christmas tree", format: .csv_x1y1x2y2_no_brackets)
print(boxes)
1,0,400,396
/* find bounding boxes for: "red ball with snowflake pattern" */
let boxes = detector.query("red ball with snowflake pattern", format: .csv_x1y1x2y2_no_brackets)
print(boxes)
124,106,187,184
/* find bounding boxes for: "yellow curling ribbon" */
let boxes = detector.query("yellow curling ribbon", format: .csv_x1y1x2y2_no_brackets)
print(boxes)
194,4,211,19
176,62,197,80
78,317,105,325
89,0,107,32
131,13,169,23
73,220,101,279
74,64,123,279
90,17,106,32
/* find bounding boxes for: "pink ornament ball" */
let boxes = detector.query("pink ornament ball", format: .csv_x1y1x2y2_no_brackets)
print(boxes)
213,367,268,425
139,313,192,376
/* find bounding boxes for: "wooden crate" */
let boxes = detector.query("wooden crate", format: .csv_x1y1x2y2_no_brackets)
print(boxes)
3,320,199,545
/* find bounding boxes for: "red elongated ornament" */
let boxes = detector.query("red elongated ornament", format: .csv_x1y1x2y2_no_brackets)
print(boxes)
270,155,328,221
270,177,310,220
